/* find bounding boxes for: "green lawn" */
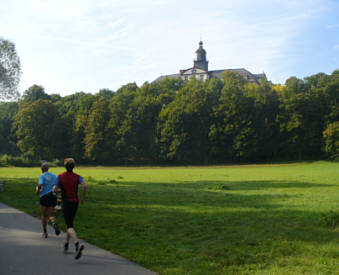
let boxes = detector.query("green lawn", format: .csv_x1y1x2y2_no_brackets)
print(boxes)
0,162,338,274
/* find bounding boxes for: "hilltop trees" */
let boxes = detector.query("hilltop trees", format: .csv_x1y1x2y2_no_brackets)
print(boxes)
20,85,51,106
157,78,219,163
1,70,338,164
209,72,256,161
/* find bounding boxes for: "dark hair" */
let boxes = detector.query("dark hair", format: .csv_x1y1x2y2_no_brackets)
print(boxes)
41,162,49,172
65,162,74,172
64,158,75,172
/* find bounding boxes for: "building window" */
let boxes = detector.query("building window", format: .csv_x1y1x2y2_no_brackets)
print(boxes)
185,76,188,81
200,74,204,81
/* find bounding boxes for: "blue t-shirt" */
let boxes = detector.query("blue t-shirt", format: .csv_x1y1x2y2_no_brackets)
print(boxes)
38,171,57,197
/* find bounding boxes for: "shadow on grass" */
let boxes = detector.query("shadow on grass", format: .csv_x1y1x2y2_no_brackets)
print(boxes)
197,180,333,190
78,179,338,271
1,177,338,274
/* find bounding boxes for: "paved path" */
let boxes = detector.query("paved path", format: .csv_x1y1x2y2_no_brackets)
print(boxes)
0,202,156,275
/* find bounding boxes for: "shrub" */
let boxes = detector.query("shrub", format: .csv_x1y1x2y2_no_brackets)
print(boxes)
0,154,40,167
323,122,339,161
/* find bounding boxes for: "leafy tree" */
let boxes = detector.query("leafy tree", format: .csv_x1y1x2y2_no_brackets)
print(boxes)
0,102,19,155
323,121,339,160
244,80,280,160
278,76,325,160
108,80,181,163
157,78,218,163
97,88,114,99
50,94,62,103
116,82,138,94
84,97,112,162
54,92,97,161
304,72,330,88
284,76,307,96
20,85,51,106
119,82,178,162
323,70,339,123
0,38,21,100
13,99,65,159
107,85,138,160
209,72,257,161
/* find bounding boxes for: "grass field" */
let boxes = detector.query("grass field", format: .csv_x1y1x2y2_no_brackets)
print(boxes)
0,162,338,274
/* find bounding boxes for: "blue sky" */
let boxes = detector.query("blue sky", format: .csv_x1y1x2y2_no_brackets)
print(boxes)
1,0,338,96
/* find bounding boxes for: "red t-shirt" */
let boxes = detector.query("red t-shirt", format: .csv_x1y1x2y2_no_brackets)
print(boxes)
57,172,83,203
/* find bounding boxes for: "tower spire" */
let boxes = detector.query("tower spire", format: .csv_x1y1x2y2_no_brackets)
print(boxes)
194,40,208,71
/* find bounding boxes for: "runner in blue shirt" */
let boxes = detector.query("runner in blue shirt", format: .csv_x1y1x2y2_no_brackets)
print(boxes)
36,162,60,238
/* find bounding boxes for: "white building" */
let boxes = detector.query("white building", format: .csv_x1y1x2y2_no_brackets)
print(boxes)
154,41,267,84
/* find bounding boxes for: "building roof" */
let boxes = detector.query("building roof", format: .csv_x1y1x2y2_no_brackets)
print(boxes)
153,68,266,84
209,68,265,84
153,73,181,83
152,41,267,84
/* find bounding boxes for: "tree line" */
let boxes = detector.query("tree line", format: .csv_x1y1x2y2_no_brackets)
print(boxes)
0,70,338,165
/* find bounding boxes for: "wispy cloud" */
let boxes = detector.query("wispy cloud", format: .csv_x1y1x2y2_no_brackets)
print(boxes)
1,0,337,94
327,24,339,29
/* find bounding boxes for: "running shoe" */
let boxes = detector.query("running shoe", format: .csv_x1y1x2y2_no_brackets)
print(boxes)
75,244,84,260
64,242,69,253
43,232,48,238
53,223,60,235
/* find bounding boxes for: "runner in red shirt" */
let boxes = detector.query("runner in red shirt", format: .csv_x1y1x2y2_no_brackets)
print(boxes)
54,158,87,260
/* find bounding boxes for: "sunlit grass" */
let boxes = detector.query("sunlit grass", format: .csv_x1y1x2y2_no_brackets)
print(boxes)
0,161,338,274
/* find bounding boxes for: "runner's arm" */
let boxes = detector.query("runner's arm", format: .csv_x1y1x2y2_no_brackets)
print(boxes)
52,175,61,193
80,181,87,204
36,175,43,195
36,184,42,195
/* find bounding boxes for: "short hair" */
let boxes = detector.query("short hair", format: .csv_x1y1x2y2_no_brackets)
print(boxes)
64,158,75,171
41,162,49,171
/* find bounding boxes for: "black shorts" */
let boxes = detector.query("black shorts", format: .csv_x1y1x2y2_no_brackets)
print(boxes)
40,192,57,207
62,200,79,228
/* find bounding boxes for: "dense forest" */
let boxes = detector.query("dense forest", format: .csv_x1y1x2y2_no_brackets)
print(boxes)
0,70,338,165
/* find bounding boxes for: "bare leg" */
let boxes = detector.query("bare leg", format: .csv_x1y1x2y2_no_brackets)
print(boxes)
40,205,47,230
47,207,60,235
66,231,71,243
66,228,79,243
47,207,56,224
40,206,48,237
63,230,72,253
68,227,85,259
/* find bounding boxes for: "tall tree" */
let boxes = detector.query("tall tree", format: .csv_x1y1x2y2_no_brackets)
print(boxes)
244,80,280,160
55,92,97,161
116,82,177,162
323,121,339,160
0,102,19,155
278,76,325,159
209,71,257,161
107,84,138,160
13,99,64,159
0,38,21,100
20,85,51,105
323,70,339,123
84,97,112,162
157,78,218,163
